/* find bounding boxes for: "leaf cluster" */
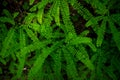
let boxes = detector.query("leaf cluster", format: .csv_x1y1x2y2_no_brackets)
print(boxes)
0,0,120,80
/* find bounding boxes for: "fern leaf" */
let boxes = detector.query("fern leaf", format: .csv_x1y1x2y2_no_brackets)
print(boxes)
16,54,26,78
88,43,97,52
13,12,19,18
51,49,63,80
37,8,44,24
0,28,15,58
80,30,90,36
111,14,120,26
40,14,53,39
28,41,61,80
76,45,94,70
68,0,76,6
24,27,39,42
70,36,92,45
60,0,75,33
108,19,120,51
96,18,106,47
20,28,26,49
51,0,60,26
62,46,78,79
29,23,40,32
29,0,35,5
0,57,6,65
85,0,108,15
23,13,36,24
16,28,26,78
85,16,103,27
73,1,93,20
0,17,15,25
37,0,49,9
103,66,117,80
30,5,37,12
2,9,12,18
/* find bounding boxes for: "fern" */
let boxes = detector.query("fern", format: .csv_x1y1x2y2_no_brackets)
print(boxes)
24,26,39,42
62,46,79,80
29,0,35,5
0,17,15,25
37,8,44,24
28,41,62,80
0,28,15,58
23,13,36,24
76,45,94,70
51,49,63,80
96,17,107,47
51,0,60,26
0,0,120,79
85,0,108,15
72,0,93,20
108,19,120,51
16,28,26,78
60,0,75,34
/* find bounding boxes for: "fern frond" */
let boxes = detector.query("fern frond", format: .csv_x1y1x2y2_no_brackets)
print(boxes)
13,12,19,19
108,19,120,51
76,45,94,70
73,1,93,20
24,27,39,42
40,14,53,39
62,46,78,79
29,0,35,5
16,28,26,78
28,41,62,80
88,43,97,52
0,17,15,25
103,66,117,80
85,16,103,27
20,28,26,49
70,36,92,45
30,5,37,12
96,18,107,47
2,9,12,18
51,0,60,26
68,0,76,6
23,13,36,24
85,0,108,15
0,57,6,65
111,56,120,73
37,0,49,9
111,14,120,26
80,30,89,36
51,49,63,80
29,23,40,32
37,8,44,24
0,28,15,58
60,0,75,33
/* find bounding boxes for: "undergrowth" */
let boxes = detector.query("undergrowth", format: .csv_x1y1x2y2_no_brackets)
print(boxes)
0,0,120,80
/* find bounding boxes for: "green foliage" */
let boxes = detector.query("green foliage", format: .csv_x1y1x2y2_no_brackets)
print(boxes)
0,0,120,80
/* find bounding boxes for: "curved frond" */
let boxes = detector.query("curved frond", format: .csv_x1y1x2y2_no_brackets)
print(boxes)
76,45,94,70
96,18,107,47
28,41,62,80
0,28,15,58
108,19,120,51
62,46,78,79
